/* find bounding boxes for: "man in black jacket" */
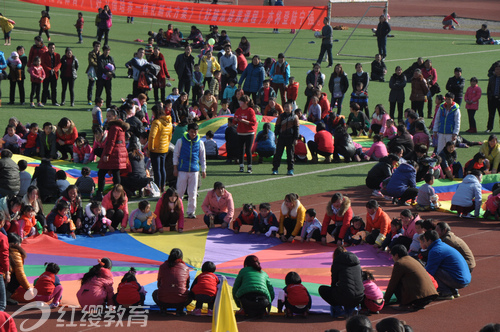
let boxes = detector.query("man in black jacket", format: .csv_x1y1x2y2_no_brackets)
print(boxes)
174,45,194,94
95,44,114,108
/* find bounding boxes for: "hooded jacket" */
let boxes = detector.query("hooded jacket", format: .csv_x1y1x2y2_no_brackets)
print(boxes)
98,120,130,170
321,196,352,239
385,163,417,198
329,251,365,307
239,61,265,93
148,115,173,154
451,174,482,217
366,156,394,189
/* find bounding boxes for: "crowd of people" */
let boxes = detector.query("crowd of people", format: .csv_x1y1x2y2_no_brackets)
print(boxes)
0,4,497,328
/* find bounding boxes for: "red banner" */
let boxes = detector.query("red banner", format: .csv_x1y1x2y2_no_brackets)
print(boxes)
20,0,327,30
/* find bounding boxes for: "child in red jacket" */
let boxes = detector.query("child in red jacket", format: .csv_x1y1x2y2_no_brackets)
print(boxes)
278,271,311,317
114,267,146,308
33,262,63,308
233,204,258,234
46,201,76,239
190,261,220,316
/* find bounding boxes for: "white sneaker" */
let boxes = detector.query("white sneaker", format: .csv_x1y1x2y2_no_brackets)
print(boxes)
372,190,383,197
462,213,475,219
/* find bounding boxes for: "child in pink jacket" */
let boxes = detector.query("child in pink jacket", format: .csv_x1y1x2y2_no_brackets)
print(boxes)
384,118,397,140
76,258,114,310
364,134,388,161
464,77,482,133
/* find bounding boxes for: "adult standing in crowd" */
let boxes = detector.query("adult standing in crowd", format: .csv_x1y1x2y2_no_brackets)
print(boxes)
388,65,406,121
384,245,438,311
446,67,465,106
150,46,170,103
96,109,129,200
423,230,471,299
269,53,290,105
375,15,391,59
486,63,500,133
199,50,220,90
97,5,112,46
86,41,101,105
238,55,265,103
432,92,460,154
409,68,429,118
96,45,115,108
174,45,194,94
148,104,173,193
318,246,364,315
41,42,61,106
328,63,349,115
422,59,438,118
59,47,78,107
234,95,258,173
130,48,148,97
304,63,324,111
219,44,237,92
316,17,333,69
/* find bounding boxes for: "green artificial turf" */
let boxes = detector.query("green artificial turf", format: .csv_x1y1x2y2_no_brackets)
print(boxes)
2,0,499,216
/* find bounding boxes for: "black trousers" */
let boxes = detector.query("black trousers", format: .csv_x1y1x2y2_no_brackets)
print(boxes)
96,78,112,108
30,82,41,103
61,77,75,104
97,168,121,192
178,78,191,95
390,101,404,121
238,134,254,166
9,79,25,104
487,97,500,131
87,79,95,102
411,100,425,118
42,74,58,104
273,135,295,171
106,208,125,229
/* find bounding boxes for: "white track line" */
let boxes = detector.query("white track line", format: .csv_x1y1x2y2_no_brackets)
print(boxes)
198,161,375,193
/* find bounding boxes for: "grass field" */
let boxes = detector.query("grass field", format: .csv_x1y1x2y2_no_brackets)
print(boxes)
2,0,500,216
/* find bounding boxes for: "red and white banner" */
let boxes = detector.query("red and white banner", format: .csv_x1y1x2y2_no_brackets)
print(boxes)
20,0,327,30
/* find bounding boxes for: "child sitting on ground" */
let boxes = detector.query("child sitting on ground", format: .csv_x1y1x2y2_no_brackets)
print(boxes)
361,270,384,314
167,87,180,103
114,267,146,308
343,216,366,246
234,204,258,234
254,203,279,237
33,262,63,308
190,261,220,316
129,200,155,234
364,134,388,161
82,201,113,236
347,102,369,137
483,190,500,220
188,101,201,122
384,118,397,140
350,82,369,118
464,152,488,175
416,173,440,211
23,123,39,157
18,160,31,197
294,135,308,163
218,99,231,116
299,208,322,242
377,218,404,252
19,205,39,239
408,219,424,258
294,108,307,121
75,167,96,198
204,130,218,160
224,117,239,164
277,271,311,318
3,124,22,154
46,201,76,239
56,170,70,195
92,98,104,131
73,136,93,164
